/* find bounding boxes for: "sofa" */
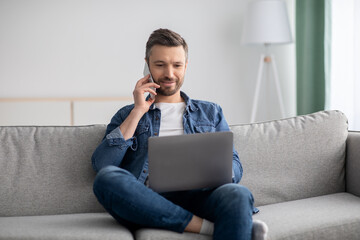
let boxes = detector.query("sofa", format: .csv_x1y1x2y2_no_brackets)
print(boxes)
0,110,359,240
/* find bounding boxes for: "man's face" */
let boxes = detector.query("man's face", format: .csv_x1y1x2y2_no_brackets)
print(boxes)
148,45,188,96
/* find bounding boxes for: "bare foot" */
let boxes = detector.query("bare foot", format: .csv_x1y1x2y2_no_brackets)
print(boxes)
184,215,203,233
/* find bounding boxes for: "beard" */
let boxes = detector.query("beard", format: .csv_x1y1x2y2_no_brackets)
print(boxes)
154,76,184,96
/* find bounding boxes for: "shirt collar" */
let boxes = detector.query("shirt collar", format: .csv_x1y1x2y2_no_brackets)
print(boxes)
148,91,198,112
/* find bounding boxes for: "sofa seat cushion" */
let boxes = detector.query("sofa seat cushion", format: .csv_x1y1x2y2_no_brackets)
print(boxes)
253,192,360,240
135,228,211,240
135,193,360,240
0,213,134,240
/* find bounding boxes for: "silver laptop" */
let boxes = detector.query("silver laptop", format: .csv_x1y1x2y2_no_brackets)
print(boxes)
148,131,233,193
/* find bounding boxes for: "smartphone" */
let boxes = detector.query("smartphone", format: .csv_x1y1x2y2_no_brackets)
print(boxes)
143,62,156,99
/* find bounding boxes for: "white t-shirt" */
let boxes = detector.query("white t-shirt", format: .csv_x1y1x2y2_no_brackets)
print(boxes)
155,102,186,137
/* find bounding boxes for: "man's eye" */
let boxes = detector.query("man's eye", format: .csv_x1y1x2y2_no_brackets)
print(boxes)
156,64,163,67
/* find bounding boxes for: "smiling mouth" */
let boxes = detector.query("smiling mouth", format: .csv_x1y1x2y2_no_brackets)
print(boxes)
161,81,175,86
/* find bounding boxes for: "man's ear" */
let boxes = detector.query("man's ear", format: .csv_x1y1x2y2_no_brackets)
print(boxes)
184,60,188,71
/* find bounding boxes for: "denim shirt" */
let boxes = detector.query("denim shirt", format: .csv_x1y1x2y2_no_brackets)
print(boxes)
91,91,243,184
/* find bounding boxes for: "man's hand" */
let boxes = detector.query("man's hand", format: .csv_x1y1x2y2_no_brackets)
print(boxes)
133,74,160,115
119,75,159,140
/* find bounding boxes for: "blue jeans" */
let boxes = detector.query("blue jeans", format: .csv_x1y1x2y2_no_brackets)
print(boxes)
93,166,254,240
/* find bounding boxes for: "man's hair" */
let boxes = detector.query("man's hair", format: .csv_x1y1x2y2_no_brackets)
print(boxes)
145,28,188,63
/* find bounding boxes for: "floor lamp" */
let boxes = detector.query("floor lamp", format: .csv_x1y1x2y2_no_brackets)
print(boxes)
242,0,293,122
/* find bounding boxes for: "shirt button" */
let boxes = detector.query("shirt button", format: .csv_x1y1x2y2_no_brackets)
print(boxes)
143,170,147,173
154,132,158,136
155,116,159,121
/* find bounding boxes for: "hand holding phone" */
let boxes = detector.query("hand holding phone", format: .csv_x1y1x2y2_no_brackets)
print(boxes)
143,63,156,99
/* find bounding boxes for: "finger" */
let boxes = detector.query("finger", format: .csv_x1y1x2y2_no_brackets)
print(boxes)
136,74,150,88
146,97,156,105
142,82,160,89
133,85,157,97
142,87,157,96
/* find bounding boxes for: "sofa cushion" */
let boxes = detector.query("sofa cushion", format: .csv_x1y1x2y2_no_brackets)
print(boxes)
230,110,348,206
0,125,107,216
135,228,211,240
346,131,360,197
253,192,360,240
135,193,360,240
0,213,134,240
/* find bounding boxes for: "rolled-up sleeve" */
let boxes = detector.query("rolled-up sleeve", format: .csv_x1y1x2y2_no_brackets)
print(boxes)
91,107,136,172
105,127,135,148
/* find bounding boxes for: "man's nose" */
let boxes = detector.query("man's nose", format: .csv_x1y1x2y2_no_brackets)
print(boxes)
164,66,175,79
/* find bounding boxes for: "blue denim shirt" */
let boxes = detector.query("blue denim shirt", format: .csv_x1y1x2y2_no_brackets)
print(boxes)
91,91,243,184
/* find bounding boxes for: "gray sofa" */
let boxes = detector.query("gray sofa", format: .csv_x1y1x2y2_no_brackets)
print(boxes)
1,110,359,240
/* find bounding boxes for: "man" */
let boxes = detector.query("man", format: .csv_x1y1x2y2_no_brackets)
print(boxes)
92,29,268,240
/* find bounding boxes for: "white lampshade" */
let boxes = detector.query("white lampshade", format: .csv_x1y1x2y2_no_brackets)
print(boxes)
242,0,293,45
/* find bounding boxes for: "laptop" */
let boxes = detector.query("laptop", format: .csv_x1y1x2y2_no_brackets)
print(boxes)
148,131,233,193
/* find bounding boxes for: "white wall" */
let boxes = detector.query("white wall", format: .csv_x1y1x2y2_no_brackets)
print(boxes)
0,0,296,125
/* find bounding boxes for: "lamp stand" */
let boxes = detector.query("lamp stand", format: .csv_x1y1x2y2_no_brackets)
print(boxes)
250,53,286,122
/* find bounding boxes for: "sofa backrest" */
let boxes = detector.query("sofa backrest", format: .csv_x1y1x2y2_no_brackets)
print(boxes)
0,110,349,216
0,125,107,217
230,110,348,207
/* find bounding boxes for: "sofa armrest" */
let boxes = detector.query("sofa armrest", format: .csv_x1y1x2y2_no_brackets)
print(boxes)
346,131,360,197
